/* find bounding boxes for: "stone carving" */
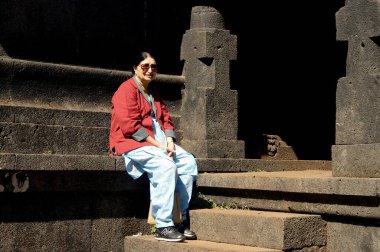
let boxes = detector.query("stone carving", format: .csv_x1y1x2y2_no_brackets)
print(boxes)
0,172,29,192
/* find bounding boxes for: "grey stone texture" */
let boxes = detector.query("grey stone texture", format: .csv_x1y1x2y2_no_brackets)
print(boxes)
125,235,281,252
0,105,111,127
197,171,380,219
332,143,380,177
333,0,380,177
0,123,62,154
0,105,181,157
190,209,326,250
0,58,184,113
196,158,331,172
198,170,380,197
0,191,151,252
180,6,244,158
327,222,380,252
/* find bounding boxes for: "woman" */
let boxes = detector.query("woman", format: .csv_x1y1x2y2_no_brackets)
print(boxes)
109,51,198,242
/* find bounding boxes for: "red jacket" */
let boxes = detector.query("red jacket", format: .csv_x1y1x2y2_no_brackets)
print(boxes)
109,77,175,156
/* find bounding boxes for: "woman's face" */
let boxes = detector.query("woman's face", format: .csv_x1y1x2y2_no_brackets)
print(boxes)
134,56,157,84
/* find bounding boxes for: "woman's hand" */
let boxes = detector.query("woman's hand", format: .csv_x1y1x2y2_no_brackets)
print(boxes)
166,141,175,158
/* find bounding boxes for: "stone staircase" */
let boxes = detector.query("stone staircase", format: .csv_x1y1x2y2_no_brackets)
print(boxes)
125,208,326,251
124,167,380,252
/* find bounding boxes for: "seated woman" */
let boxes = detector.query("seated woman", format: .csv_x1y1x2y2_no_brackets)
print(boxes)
109,51,198,242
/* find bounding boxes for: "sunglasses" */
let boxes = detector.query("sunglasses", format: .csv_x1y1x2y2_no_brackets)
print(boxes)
140,63,157,72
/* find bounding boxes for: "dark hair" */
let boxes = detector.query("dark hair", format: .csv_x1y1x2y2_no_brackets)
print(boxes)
132,51,154,73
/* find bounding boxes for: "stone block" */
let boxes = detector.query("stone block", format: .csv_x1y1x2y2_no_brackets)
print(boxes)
0,105,110,127
327,222,380,252
62,126,109,155
0,123,62,154
125,235,281,252
190,209,326,250
0,153,16,170
0,220,92,252
332,143,380,177
15,154,115,171
335,76,380,144
181,139,245,158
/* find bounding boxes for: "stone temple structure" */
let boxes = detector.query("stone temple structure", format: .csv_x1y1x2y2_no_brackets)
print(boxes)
0,1,379,251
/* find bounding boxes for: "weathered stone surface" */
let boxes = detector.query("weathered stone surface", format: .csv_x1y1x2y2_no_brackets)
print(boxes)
181,139,244,158
92,218,150,252
0,58,184,113
327,222,380,252
0,192,151,252
125,235,280,252
0,153,16,170
190,209,325,250
180,6,243,158
0,105,110,127
334,0,380,178
62,126,109,155
5,220,92,252
196,158,331,172
335,76,380,145
197,170,379,197
0,122,111,155
196,170,380,219
15,154,115,171
332,143,380,178
0,123,62,154
190,6,225,30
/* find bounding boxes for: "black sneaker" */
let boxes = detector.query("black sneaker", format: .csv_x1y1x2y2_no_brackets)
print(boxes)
176,223,197,240
155,226,186,242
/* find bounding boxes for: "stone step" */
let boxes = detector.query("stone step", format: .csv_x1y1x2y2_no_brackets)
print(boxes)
196,170,380,219
0,153,119,171
197,158,331,172
0,105,110,127
0,58,184,114
124,235,280,252
0,122,109,155
190,209,326,251
0,153,149,192
0,105,181,129
197,170,379,197
0,105,182,155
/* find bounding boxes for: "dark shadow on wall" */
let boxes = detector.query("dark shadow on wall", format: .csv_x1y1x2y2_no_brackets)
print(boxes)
0,0,347,160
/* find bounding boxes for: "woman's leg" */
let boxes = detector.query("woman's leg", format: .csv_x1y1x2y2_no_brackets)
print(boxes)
173,145,198,219
175,174,194,221
126,147,178,228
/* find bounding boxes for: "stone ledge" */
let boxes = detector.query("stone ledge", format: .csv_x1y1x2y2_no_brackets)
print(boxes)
196,170,380,219
197,170,379,196
125,235,280,252
0,105,110,127
0,105,181,129
0,58,184,112
0,153,119,171
197,158,331,172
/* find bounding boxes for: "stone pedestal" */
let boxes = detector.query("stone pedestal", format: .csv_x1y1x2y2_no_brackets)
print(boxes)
333,0,380,177
180,6,244,158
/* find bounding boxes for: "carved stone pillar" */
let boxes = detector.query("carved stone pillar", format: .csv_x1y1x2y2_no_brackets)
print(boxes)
180,6,245,158
333,0,380,177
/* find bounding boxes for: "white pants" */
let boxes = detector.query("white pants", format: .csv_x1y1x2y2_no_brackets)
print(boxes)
123,145,198,228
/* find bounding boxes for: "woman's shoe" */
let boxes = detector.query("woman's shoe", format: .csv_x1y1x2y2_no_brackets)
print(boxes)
176,223,197,240
155,226,186,242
